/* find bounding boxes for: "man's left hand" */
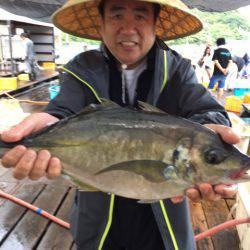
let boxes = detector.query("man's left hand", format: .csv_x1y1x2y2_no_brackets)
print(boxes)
171,124,240,204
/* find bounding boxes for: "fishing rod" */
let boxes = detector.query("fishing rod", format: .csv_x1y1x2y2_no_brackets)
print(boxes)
0,189,249,241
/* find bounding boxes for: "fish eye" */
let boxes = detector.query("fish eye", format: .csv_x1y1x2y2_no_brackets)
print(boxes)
204,149,225,164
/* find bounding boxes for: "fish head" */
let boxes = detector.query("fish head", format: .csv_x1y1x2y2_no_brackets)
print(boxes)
189,130,250,184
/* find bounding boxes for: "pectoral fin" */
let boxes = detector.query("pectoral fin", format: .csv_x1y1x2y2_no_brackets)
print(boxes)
95,160,172,183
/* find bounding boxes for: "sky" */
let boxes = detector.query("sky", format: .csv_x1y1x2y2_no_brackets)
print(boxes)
238,5,250,21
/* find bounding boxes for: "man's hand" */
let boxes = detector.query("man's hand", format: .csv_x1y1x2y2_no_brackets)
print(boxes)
223,68,229,76
171,124,240,204
1,113,61,180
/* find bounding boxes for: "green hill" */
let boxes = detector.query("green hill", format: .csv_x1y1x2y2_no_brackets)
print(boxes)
168,9,250,45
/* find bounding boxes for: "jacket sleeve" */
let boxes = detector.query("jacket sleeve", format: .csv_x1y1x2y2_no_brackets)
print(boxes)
44,72,96,119
169,58,231,126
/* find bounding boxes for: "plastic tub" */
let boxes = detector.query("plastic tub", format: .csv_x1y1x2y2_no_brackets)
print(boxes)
18,74,30,81
0,77,18,90
43,62,56,70
225,96,243,113
49,85,60,100
234,88,250,97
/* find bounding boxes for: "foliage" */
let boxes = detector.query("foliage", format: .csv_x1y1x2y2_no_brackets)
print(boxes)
168,9,250,45
62,33,100,45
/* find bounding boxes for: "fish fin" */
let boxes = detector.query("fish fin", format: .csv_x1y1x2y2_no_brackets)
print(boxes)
80,103,101,113
137,199,158,204
137,101,167,114
78,99,120,113
95,160,168,183
61,169,100,191
100,98,120,107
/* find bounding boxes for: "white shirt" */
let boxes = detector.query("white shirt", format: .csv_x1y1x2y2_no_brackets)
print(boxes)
122,61,147,105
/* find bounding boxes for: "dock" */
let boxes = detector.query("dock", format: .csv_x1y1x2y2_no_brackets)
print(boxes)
0,70,58,98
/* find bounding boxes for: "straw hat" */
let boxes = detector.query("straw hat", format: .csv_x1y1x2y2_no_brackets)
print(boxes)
53,0,202,41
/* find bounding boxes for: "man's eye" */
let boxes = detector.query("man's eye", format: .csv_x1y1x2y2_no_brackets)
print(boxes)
135,15,145,21
112,14,122,20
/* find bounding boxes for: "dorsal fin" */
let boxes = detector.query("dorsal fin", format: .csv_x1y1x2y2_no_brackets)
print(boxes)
77,99,120,115
137,101,167,114
100,98,120,108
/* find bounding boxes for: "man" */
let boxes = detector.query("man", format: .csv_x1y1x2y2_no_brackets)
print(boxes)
1,1,238,249
20,32,37,80
208,37,232,100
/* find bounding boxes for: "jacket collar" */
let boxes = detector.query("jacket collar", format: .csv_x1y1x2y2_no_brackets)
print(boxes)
65,38,168,106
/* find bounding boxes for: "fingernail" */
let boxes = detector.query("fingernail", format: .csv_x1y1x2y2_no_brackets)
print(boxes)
223,185,238,191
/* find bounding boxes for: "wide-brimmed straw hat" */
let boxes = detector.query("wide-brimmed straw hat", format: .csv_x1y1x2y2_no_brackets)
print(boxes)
53,0,202,41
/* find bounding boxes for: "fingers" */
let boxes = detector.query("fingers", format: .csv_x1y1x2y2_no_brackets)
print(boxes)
0,113,60,181
204,124,240,144
13,149,37,179
1,117,37,142
214,184,237,198
186,188,201,203
29,150,51,180
1,146,61,180
186,183,237,203
1,113,59,143
198,183,221,201
47,157,61,179
1,145,27,167
171,196,184,204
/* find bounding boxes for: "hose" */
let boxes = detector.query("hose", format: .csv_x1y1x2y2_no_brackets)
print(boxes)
0,189,249,240
195,217,250,241
3,92,49,106
0,189,70,229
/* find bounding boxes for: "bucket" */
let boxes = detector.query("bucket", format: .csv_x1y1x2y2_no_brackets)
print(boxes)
49,85,60,100
18,74,30,81
0,77,18,90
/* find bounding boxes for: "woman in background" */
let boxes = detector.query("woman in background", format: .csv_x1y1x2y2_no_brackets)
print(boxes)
199,46,213,81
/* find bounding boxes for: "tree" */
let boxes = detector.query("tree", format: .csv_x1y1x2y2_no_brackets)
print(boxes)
168,9,250,45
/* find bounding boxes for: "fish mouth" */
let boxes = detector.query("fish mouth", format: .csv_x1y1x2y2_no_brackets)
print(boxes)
229,168,250,180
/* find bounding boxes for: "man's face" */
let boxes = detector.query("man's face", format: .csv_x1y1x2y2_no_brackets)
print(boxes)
100,0,156,68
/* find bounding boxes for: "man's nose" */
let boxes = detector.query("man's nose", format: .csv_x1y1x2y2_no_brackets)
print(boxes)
119,18,137,35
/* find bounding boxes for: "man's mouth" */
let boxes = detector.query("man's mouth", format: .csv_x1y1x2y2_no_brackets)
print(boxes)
119,41,138,48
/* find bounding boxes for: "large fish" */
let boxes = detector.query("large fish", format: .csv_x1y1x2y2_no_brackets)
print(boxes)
0,100,249,200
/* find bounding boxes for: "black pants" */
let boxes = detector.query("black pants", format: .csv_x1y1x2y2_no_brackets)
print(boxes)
103,196,165,250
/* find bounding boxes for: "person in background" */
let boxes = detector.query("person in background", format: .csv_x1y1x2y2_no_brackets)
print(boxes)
1,1,238,249
232,55,245,74
199,46,213,81
20,32,36,80
208,37,232,101
241,53,250,78
224,60,238,91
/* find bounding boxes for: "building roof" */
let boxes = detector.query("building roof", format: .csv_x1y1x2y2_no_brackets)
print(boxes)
0,8,53,27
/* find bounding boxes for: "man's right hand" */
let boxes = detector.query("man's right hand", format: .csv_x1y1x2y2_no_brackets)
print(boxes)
1,112,61,180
